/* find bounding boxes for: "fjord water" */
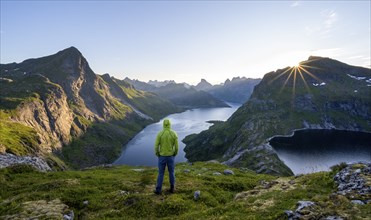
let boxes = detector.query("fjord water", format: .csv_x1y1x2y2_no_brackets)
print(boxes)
114,103,241,166
270,130,371,175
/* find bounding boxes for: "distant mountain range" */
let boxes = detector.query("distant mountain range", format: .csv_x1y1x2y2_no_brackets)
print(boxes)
184,56,371,175
125,77,261,105
124,78,229,109
0,47,180,168
194,77,261,103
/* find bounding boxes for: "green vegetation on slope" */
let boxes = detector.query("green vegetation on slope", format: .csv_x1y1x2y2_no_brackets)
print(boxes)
0,111,39,155
112,77,181,120
61,119,146,169
1,162,369,219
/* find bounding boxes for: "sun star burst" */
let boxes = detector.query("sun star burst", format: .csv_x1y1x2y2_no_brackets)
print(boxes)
269,58,323,97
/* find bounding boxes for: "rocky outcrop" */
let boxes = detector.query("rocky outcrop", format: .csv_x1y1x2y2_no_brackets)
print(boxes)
0,153,51,172
334,162,371,203
283,162,371,219
1,199,72,220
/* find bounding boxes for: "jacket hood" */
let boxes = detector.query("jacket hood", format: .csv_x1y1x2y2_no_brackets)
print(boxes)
163,119,171,129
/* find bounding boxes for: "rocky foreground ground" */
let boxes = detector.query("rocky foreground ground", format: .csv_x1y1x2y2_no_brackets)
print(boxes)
0,161,370,219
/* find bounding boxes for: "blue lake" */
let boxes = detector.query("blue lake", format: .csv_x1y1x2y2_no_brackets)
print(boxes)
114,103,241,166
270,129,371,174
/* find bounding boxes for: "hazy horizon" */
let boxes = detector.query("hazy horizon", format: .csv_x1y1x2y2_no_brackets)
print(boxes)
1,1,370,85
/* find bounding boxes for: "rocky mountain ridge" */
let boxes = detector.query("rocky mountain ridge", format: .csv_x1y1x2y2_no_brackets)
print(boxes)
124,77,229,109
0,47,179,168
184,56,371,176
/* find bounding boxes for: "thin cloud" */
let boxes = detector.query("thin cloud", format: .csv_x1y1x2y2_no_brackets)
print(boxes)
290,1,301,7
305,9,338,39
322,9,337,29
320,9,337,38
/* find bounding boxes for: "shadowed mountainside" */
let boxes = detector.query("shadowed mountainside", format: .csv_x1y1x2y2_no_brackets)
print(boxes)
184,56,371,176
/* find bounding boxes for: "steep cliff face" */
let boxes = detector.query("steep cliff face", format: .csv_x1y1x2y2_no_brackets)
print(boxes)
14,83,73,152
184,56,371,176
0,47,179,168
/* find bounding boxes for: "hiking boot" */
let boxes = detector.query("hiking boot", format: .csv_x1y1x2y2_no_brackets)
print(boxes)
169,185,175,193
154,190,161,195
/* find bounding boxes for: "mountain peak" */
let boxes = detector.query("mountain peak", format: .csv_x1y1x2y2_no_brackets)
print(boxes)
195,78,213,91
306,55,330,61
56,46,83,59
65,46,80,52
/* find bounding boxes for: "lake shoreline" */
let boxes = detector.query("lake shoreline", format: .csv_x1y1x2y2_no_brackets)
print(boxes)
114,103,241,166
270,129,371,175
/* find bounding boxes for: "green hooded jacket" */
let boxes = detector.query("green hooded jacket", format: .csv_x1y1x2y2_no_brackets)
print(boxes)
154,119,178,157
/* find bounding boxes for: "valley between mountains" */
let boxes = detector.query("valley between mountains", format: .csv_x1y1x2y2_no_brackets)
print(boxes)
0,47,370,220
1,47,371,175
0,47,259,170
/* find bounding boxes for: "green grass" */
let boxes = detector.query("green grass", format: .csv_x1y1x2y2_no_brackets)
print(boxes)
0,162,369,219
0,111,39,155
61,121,143,169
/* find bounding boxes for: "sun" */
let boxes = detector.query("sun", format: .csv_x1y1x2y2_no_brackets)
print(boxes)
288,58,302,68
292,62,301,68
269,57,323,96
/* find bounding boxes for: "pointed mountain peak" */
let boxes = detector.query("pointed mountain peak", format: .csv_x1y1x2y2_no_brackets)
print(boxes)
56,46,83,59
195,78,213,91
197,78,211,85
15,46,96,83
65,46,80,52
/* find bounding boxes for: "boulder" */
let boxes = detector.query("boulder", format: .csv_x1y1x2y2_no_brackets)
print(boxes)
223,169,234,175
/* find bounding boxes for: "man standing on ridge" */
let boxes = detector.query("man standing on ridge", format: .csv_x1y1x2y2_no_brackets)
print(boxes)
154,118,178,195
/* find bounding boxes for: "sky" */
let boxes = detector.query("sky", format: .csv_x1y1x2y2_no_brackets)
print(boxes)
1,1,370,85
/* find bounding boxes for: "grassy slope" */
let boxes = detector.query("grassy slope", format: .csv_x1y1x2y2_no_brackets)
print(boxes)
1,162,369,219
60,120,144,169
0,111,39,155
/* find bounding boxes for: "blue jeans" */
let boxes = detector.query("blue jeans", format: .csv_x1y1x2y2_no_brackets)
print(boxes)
156,156,175,193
